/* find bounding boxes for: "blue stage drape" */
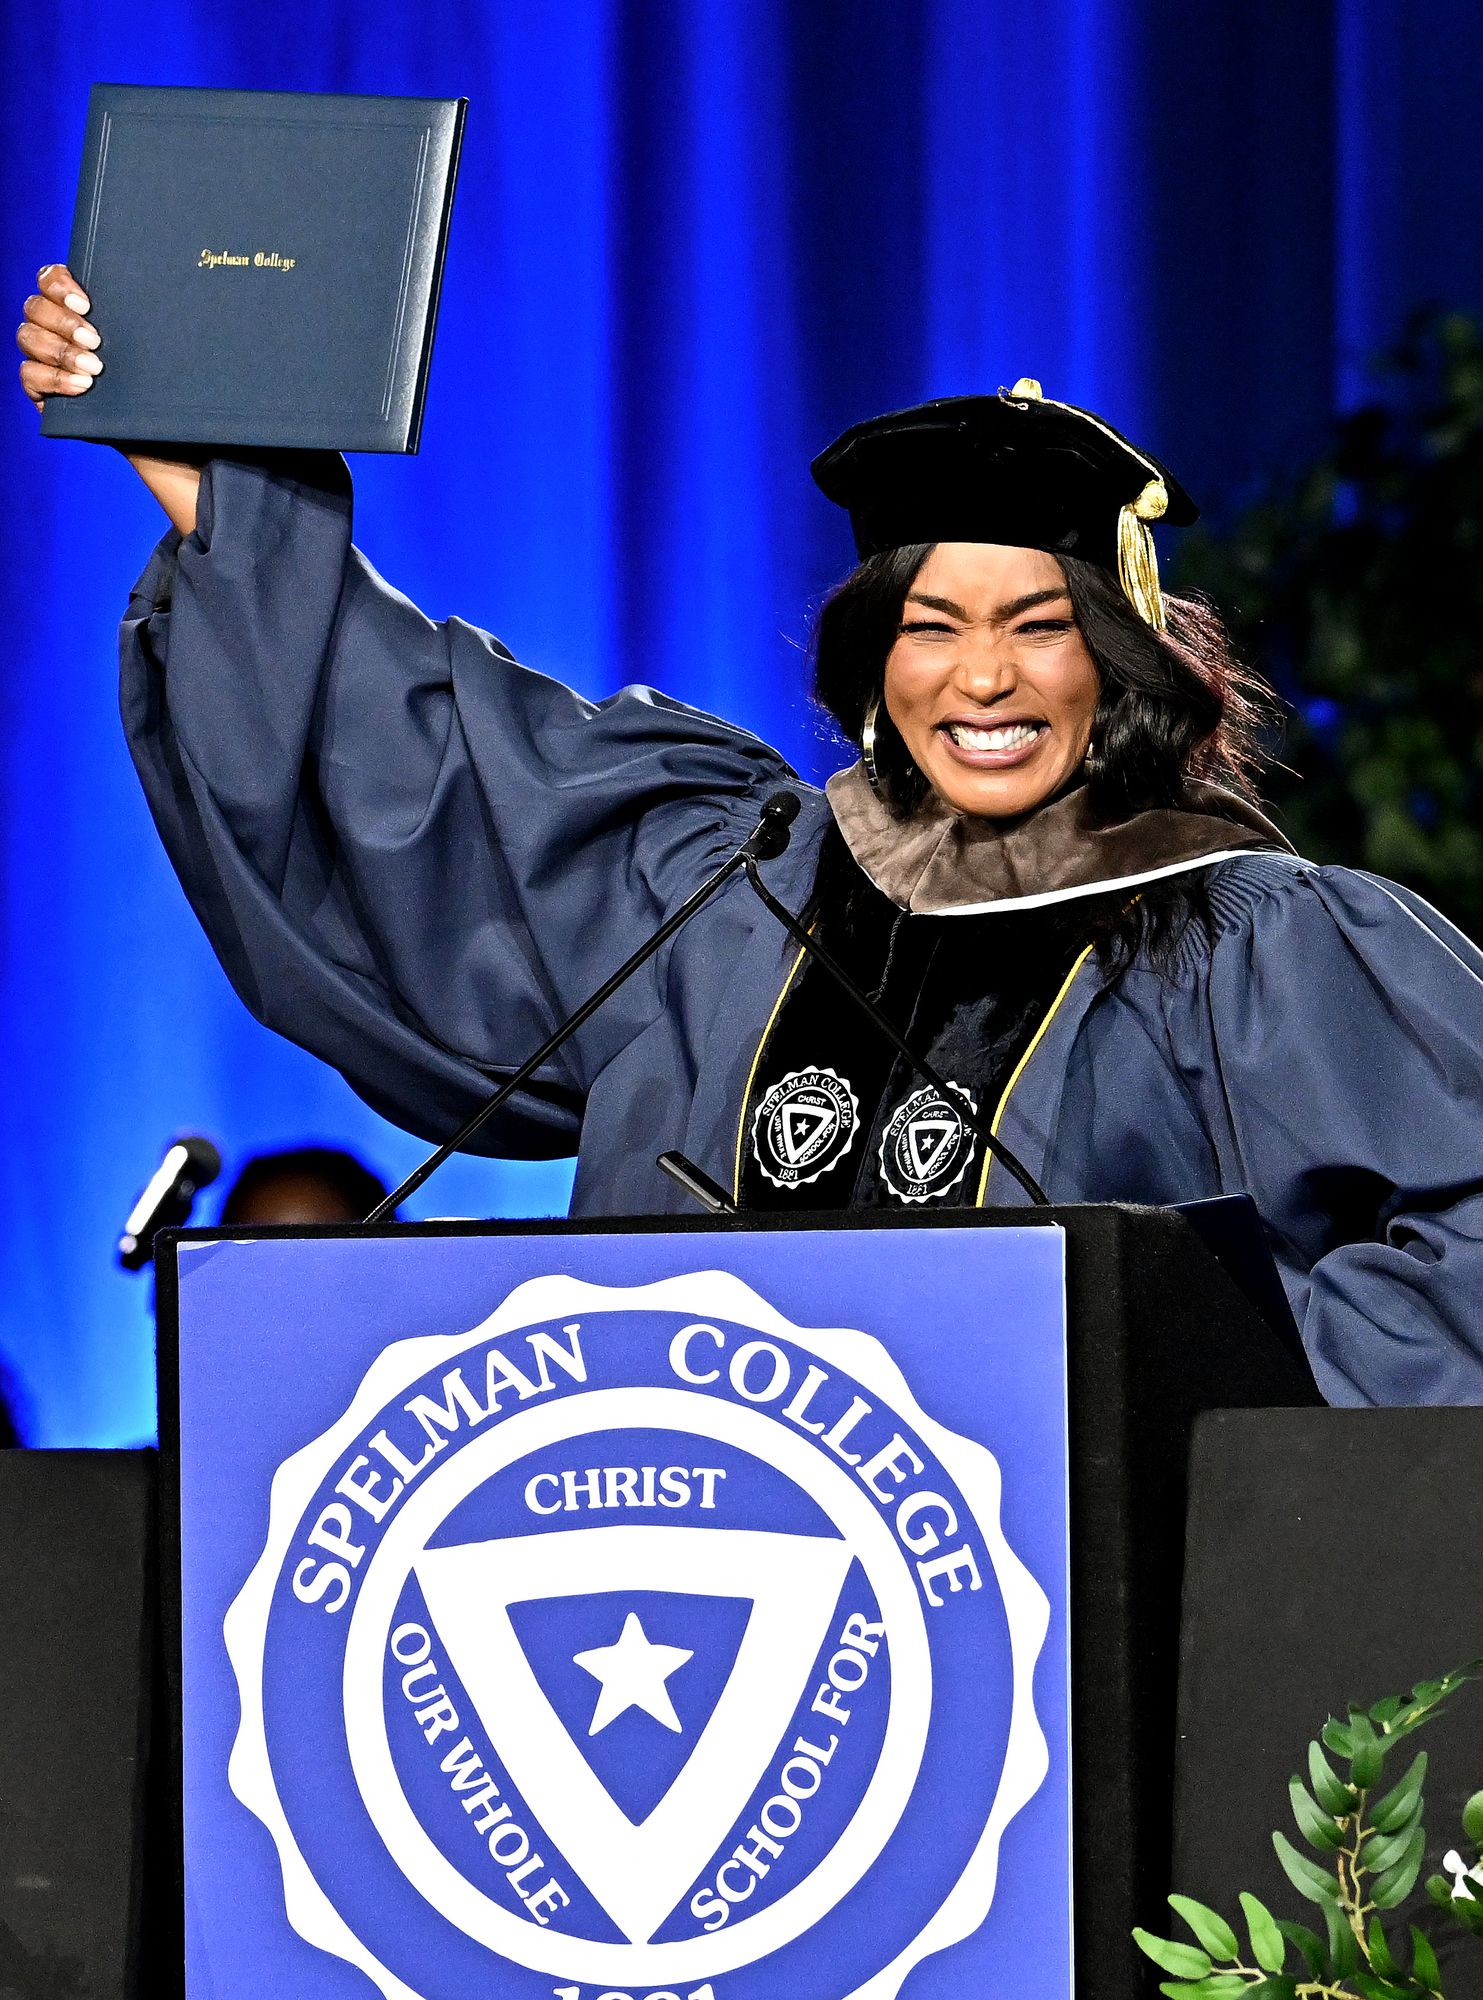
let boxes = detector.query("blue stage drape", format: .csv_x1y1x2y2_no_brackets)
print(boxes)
4,0,1483,1443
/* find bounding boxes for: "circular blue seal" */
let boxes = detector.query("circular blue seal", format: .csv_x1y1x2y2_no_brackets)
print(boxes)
226,1272,1050,1999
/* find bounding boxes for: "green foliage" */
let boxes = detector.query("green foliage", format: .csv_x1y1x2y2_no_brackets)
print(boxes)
1276,1919,1328,1978
1409,1926,1442,1992
1170,1895,1241,1961
1173,312,1483,940
1241,1891,1288,1972
1274,1830,1340,1905
1370,1756,1427,1835
1134,1662,1483,1996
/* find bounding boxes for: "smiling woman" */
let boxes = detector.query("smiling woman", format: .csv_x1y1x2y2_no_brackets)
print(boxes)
883,546,1100,819
18,258,1483,1403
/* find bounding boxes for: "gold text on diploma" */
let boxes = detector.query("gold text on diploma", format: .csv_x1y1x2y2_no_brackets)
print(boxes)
197,249,298,271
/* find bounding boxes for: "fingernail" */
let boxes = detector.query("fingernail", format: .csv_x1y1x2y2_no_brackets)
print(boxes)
64,292,90,313
72,323,100,349
73,352,102,376
65,373,92,391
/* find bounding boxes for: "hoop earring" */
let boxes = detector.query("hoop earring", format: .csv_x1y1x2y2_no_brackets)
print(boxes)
862,694,886,801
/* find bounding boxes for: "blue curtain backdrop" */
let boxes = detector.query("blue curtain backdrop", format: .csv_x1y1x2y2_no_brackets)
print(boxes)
4,0,1483,1445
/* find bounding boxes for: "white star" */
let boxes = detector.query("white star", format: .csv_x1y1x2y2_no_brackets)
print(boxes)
572,1612,693,1736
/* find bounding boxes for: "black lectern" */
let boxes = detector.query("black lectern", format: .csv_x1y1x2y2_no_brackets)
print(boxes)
0,1204,1318,2000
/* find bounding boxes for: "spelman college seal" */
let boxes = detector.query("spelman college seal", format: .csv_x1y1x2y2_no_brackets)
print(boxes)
225,1273,1051,2000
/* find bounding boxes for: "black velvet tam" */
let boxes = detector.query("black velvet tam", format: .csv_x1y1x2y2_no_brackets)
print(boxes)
810,387,1199,568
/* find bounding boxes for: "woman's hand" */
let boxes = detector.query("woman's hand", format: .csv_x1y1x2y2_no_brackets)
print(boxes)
17,262,200,534
17,263,99,406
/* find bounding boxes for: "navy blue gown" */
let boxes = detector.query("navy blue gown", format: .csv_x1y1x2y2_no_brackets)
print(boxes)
120,456,1483,1407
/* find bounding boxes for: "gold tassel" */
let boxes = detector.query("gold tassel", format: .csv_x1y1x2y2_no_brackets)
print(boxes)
1117,477,1169,630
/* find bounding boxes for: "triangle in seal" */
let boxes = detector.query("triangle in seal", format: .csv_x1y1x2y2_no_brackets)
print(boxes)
906,1116,958,1182
415,1523,853,1946
780,1102,832,1165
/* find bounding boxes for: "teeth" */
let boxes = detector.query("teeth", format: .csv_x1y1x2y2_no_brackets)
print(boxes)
946,722,1042,752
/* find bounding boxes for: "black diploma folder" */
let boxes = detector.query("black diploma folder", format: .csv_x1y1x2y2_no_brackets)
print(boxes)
41,84,465,453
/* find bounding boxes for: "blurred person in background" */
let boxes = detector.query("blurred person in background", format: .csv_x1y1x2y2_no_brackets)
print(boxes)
218,1145,393,1227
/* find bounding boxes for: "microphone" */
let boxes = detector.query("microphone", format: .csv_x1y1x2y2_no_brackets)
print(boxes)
738,858,1049,1205
118,1135,222,1270
365,792,805,1221
739,789,800,861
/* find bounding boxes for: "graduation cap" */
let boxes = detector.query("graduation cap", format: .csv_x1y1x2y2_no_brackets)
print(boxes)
810,380,1198,631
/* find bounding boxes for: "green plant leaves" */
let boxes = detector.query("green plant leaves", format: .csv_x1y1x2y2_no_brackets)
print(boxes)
1326,1901,1361,1979
1361,1817,1423,1876
1272,1829,1339,1905
1288,1775,1345,1850
1323,1716,1357,1759
1275,1917,1327,1978
1351,1976,1416,2000
1308,1739,1354,1815
1366,1914,1397,1977
1366,1820,1426,1875
1369,1751,1427,1833
1136,1663,1483,1994
1409,1923,1442,1991
1167,1895,1239,1961
1379,1659,1483,1742
1238,1891,1285,1972
1425,1871,1455,1910
1370,1824,1427,1909
1351,1738,1385,1790
1131,1928,1212,1979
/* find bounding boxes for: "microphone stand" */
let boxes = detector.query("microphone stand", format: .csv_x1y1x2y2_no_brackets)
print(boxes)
366,786,1049,1221
364,794,800,1222
740,857,1050,1206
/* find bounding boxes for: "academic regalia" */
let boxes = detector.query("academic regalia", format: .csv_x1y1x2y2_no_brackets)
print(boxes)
120,452,1483,1410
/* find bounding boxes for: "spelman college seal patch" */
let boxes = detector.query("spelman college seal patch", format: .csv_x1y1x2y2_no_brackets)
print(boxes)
750,1067,860,1188
224,1271,1053,2000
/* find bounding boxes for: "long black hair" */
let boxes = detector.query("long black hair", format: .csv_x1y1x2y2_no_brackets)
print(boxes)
810,543,1281,973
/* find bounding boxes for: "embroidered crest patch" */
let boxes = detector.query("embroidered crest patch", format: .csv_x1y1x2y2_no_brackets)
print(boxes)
751,1067,860,1189
878,1084,979,1205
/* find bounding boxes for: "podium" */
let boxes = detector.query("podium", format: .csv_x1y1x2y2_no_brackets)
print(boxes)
0,1203,1316,2000
143,1203,1313,2000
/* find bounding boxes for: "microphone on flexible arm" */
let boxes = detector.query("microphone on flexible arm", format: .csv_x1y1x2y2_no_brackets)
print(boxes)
363,791,804,1222
369,785,1046,1221
118,1135,223,1269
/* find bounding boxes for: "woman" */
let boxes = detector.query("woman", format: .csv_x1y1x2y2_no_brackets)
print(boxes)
18,265,1483,1407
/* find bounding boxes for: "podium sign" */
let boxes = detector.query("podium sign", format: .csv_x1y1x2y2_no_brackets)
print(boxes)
163,1219,1073,1999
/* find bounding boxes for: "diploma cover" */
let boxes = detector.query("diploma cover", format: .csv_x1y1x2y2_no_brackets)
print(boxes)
42,84,465,453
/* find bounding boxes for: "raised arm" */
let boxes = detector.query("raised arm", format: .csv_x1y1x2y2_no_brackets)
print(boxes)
120,453,792,1156
20,268,793,1155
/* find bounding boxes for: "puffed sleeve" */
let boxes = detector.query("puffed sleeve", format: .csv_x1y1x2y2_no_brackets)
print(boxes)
119,453,791,1156
1192,863,1483,1406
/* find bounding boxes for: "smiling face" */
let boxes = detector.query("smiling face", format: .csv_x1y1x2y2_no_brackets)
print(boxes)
882,542,1101,820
